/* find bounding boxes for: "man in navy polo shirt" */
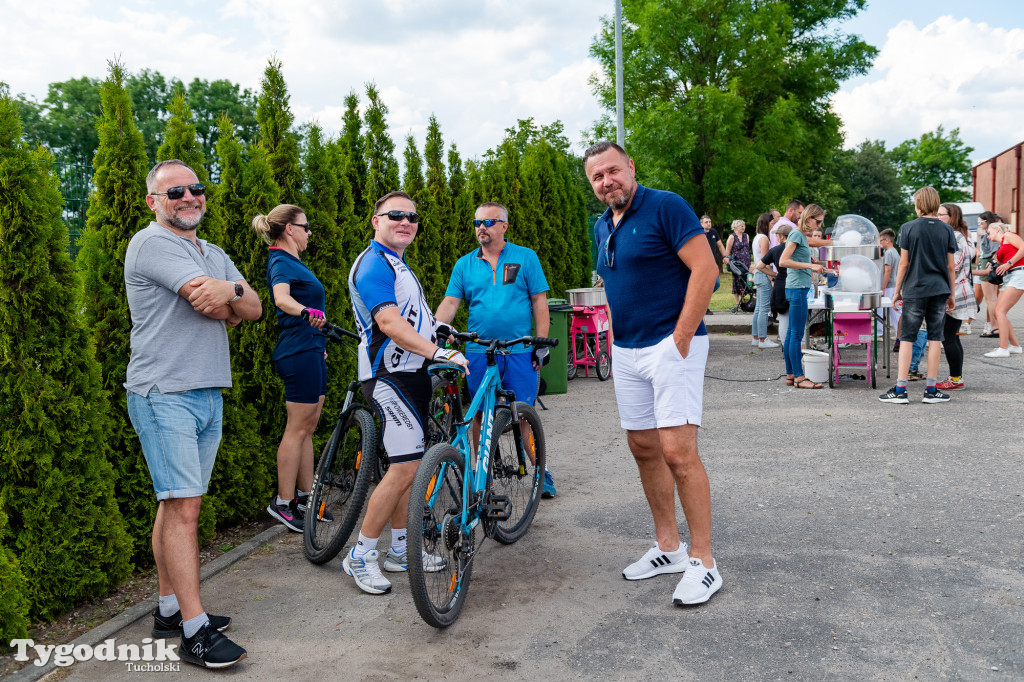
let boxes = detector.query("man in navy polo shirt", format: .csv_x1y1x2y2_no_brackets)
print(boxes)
584,141,722,606
435,202,556,496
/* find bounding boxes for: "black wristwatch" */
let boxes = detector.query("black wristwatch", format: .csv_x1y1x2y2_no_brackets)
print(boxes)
229,282,243,303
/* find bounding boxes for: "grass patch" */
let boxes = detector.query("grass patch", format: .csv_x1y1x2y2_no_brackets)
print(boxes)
710,272,737,311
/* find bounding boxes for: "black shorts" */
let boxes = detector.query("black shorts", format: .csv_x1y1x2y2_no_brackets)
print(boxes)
900,294,948,342
363,373,431,464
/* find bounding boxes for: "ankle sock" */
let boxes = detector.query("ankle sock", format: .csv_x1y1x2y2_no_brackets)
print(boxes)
951,376,962,383
353,533,377,559
896,380,907,390
390,528,407,555
926,378,937,389
182,612,210,639
276,495,292,507
158,593,179,617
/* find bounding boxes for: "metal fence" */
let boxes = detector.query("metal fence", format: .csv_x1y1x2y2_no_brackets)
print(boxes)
53,160,92,260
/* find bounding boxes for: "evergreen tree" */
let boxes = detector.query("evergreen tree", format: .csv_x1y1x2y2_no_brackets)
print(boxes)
329,138,365,281
400,133,430,271
340,92,367,217
363,83,399,226
424,116,456,294
256,56,303,205
448,144,477,258
1,86,132,619
76,61,156,562
210,113,246,249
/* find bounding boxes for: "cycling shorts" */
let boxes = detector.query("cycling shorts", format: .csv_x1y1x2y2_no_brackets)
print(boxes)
275,350,328,404
363,372,431,464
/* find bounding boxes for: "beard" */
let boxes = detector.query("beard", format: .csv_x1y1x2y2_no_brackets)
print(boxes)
156,202,205,231
476,231,491,245
602,183,634,210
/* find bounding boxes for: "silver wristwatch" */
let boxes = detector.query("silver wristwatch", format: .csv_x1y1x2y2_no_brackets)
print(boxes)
229,282,243,303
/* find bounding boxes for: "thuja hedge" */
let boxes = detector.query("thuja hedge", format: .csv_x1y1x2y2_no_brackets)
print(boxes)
0,60,593,633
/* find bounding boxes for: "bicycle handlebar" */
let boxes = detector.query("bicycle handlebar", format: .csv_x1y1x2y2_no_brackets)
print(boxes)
300,309,360,342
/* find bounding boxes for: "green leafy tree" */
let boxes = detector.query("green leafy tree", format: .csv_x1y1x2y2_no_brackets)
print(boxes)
1,85,132,619
76,61,156,562
157,94,218,245
128,69,180,164
837,140,908,229
589,0,876,220
890,125,974,204
340,91,367,217
256,57,303,205
363,83,400,224
186,77,258,180
16,76,101,162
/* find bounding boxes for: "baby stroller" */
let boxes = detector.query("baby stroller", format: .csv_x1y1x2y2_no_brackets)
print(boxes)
726,259,757,313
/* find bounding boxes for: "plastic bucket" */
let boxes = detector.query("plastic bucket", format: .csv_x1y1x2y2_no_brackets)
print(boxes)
801,350,829,384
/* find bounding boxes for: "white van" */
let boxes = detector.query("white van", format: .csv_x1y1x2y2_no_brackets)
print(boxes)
954,202,986,230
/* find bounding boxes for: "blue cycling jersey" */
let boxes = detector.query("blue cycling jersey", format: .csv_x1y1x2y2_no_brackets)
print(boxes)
348,240,440,381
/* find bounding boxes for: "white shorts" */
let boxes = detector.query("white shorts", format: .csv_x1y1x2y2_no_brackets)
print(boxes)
611,334,709,431
1002,268,1024,291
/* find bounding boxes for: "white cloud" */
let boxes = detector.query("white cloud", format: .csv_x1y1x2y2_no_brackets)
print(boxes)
834,16,1024,161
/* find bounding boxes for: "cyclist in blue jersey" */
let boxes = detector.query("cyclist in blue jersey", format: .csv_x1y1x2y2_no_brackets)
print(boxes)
434,201,556,497
585,141,723,607
344,191,469,595
252,204,328,533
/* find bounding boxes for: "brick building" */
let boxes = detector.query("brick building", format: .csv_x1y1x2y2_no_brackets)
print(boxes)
972,141,1022,231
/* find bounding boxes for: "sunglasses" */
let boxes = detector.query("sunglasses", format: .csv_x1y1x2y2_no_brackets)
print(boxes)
151,183,205,200
376,210,420,224
290,222,311,234
602,230,619,269
473,219,506,228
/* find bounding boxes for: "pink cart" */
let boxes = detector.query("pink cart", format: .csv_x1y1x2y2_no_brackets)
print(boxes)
830,312,876,388
568,305,611,381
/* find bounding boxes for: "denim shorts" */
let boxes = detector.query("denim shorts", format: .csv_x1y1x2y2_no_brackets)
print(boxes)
900,294,948,342
126,387,223,500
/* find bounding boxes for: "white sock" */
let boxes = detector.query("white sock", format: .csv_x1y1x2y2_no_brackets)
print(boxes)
182,612,210,639
158,593,179,617
390,528,407,555
658,540,685,555
353,533,377,559
276,495,292,506
296,489,309,499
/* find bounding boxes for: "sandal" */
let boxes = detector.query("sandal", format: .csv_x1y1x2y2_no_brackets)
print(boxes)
980,329,1000,338
785,375,795,386
793,376,823,389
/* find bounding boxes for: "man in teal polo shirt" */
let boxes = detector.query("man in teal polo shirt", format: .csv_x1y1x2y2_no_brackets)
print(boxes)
435,201,556,497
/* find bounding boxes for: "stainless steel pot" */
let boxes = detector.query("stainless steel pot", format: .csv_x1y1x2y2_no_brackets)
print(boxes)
821,245,883,261
566,288,607,307
824,291,883,310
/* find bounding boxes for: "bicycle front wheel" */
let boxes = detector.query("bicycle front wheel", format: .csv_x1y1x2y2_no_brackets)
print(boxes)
488,402,545,545
408,443,473,628
303,408,377,565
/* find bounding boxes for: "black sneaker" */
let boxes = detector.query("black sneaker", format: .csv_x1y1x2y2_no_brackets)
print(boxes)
151,607,231,638
296,493,333,522
922,388,951,403
267,496,303,532
178,623,247,669
878,387,909,404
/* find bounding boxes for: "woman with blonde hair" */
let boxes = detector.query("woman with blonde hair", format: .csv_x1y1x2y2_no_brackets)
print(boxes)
725,218,751,312
934,203,977,388
779,203,827,388
252,204,328,532
982,221,1024,358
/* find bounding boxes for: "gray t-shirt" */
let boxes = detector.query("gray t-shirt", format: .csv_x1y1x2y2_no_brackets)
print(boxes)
883,247,900,289
896,217,956,299
124,222,244,395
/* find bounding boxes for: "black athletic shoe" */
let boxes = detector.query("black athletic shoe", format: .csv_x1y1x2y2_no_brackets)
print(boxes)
878,387,909,404
267,496,303,532
922,388,951,404
178,624,247,669
151,608,231,638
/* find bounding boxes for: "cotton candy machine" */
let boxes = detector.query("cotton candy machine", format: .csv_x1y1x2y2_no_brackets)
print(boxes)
821,215,884,271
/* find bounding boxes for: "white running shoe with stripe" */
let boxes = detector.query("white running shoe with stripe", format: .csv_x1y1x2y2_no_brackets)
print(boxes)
622,542,689,580
672,557,722,605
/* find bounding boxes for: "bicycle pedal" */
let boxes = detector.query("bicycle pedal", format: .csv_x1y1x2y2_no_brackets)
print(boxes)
481,493,511,521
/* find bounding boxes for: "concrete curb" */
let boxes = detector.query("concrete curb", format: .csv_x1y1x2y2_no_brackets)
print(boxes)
5,524,288,682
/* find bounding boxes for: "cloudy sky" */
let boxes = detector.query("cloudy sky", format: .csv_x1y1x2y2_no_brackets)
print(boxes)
2,0,1022,164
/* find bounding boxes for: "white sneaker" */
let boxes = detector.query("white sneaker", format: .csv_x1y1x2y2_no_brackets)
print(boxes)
1010,345,1023,354
959,322,972,335
758,339,779,349
985,347,1011,358
383,548,447,573
672,557,722,605
622,542,689,581
751,338,759,346
343,548,392,594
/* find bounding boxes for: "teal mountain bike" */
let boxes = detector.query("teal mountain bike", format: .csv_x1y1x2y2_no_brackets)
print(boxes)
407,332,557,628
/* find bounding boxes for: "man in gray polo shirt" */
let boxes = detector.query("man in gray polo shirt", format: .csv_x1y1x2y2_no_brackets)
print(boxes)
124,159,261,669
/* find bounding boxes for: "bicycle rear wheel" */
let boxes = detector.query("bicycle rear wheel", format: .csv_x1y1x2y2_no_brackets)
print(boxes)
303,408,377,565
488,402,545,545
408,443,473,628
427,372,463,448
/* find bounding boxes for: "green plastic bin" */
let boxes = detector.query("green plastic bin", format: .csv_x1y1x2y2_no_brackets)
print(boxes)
537,298,572,395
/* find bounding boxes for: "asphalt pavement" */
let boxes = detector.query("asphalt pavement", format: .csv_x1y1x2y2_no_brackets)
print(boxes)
25,305,1024,681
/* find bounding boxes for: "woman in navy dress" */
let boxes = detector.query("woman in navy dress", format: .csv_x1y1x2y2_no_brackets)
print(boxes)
252,204,328,533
